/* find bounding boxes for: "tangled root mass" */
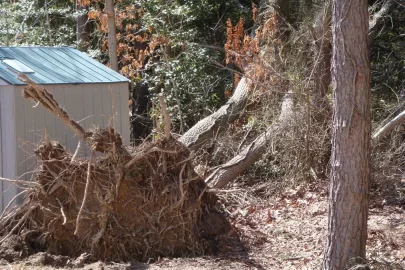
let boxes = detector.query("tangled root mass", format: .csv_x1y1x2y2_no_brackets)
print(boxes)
0,128,230,262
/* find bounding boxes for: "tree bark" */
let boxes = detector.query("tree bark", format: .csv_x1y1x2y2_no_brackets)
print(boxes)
322,0,371,269
178,77,250,150
105,0,118,71
76,1,90,52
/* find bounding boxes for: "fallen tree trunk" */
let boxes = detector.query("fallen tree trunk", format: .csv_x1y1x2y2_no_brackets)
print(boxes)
205,126,276,189
202,1,396,189
206,92,294,188
178,77,250,150
206,2,332,189
372,109,405,143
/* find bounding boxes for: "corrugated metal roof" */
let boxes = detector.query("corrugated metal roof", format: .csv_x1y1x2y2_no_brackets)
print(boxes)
0,47,129,85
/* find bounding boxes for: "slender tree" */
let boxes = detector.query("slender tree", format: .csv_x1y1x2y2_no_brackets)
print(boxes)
76,0,90,52
105,0,118,71
322,0,371,269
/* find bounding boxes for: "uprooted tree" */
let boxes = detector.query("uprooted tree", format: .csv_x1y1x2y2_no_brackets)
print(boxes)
0,75,230,262
1,0,405,264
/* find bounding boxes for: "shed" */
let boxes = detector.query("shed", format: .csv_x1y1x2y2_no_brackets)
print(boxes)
0,46,130,212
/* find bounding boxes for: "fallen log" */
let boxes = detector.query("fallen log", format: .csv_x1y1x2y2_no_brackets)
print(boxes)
372,109,405,143
206,91,295,188
179,76,250,150
203,0,398,189
206,2,332,189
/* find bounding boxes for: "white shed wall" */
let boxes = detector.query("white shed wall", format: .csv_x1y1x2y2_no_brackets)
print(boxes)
14,82,130,177
0,82,130,212
0,85,18,211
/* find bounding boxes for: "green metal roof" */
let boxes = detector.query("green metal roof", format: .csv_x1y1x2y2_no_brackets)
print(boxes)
0,47,129,85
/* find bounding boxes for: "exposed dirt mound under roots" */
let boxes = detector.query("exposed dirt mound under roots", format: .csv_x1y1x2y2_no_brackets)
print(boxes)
0,129,230,262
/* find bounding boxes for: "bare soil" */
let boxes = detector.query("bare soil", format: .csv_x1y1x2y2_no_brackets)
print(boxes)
2,182,404,270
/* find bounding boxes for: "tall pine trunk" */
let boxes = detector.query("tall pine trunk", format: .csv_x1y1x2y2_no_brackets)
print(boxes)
105,0,118,71
322,0,371,269
76,1,90,52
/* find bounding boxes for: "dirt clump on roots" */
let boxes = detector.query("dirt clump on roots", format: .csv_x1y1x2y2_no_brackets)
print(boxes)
0,128,230,263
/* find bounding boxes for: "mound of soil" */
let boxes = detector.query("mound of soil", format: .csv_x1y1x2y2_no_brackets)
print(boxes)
0,129,230,262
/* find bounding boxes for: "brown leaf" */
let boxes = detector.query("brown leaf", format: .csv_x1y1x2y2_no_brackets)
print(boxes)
266,209,273,223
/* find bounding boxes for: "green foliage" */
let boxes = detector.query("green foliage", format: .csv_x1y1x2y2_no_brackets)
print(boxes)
144,43,226,129
0,0,76,46
139,0,253,131
0,0,254,133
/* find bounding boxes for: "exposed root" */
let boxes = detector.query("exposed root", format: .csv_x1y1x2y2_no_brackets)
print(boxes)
0,190,27,220
71,141,81,163
74,150,94,236
0,204,37,245
0,137,229,262
91,202,109,251
56,198,67,225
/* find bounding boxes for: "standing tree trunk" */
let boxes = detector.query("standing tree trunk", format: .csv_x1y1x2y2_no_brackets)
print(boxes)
105,0,118,71
76,0,90,52
322,0,371,269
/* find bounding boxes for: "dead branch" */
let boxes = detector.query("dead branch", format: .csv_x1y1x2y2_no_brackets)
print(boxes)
369,0,395,31
19,73,88,141
131,113,152,123
19,74,126,154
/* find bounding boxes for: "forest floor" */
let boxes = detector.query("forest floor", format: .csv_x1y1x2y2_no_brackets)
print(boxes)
2,181,405,270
